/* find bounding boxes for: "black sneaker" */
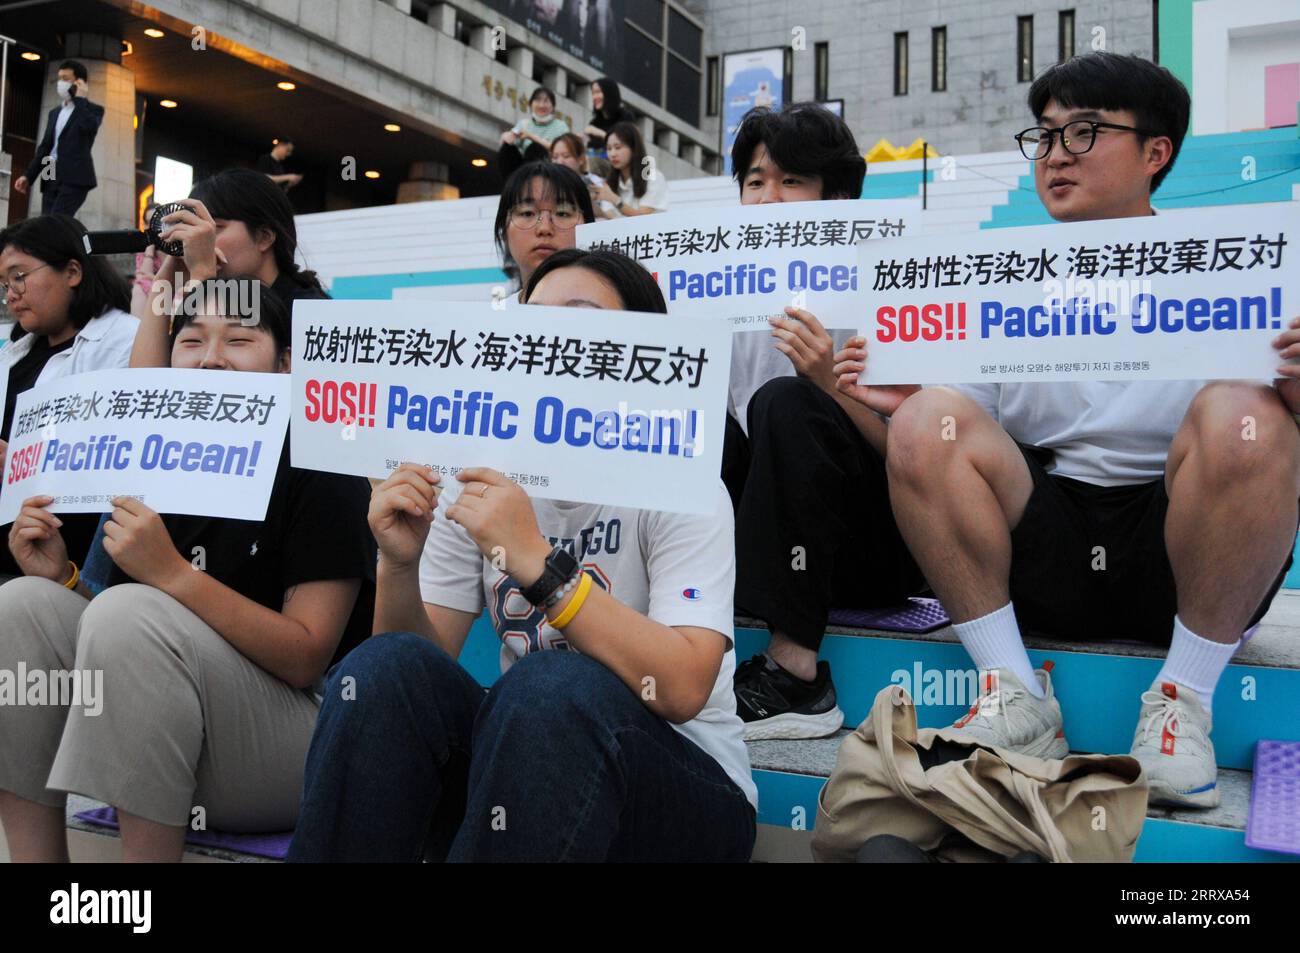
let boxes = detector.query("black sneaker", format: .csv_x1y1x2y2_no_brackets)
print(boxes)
734,654,845,740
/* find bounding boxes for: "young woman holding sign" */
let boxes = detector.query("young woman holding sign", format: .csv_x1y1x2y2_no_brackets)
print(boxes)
289,248,757,862
0,215,137,583
493,162,595,301
0,282,375,862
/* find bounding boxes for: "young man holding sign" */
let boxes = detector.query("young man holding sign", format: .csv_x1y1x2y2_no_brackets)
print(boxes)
726,104,925,740
835,52,1300,807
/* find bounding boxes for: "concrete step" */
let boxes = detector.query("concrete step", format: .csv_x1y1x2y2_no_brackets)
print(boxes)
733,590,1300,774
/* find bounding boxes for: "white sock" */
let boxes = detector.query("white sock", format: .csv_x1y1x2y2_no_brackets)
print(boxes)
1154,616,1239,714
952,602,1044,699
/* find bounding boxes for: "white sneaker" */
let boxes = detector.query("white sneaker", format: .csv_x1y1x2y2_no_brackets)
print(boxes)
945,665,1069,759
1130,681,1219,809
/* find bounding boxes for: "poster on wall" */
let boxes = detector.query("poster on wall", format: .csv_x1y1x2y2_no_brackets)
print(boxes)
482,0,627,76
722,48,788,176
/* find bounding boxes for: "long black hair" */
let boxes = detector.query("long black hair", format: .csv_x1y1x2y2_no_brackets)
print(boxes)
605,122,648,199
730,103,866,200
592,76,625,121
189,167,323,292
493,163,596,286
523,247,667,315
0,214,130,342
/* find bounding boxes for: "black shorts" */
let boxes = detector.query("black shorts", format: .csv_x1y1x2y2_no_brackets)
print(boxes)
1009,444,1293,645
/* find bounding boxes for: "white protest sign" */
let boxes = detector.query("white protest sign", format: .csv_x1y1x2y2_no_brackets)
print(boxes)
0,368,290,525
860,202,1297,384
578,199,918,331
291,300,732,515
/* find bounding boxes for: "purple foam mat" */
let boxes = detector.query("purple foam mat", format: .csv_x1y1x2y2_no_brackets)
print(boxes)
75,807,292,860
827,597,951,634
1246,740,1300,856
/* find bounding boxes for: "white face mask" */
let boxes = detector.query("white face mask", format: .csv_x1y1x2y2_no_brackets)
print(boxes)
531,109,554,125
57,80,73,99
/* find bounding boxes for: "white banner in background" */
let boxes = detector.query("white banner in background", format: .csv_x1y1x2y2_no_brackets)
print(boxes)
0,368,290,525
578,200,919,331
291,300,732,515
859,202,1298,384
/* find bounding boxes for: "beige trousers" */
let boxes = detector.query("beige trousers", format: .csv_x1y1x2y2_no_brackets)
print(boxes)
0,576,319,830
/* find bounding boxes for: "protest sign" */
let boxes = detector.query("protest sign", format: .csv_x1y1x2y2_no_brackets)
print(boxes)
0,368,290,525
860,202,1297,384
578,200,918,332
291,300,732,515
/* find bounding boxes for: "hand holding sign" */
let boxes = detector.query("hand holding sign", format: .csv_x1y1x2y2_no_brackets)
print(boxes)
369,464,441,569
444,467,551,587
770,307,838,395
8,495,71,584
101,497,187,590
1272,315,1300,414
833,336,920,417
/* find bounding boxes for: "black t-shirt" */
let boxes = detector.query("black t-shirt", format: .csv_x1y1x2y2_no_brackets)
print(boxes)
3,334,75,442
588,107,636,148
105,445,377,668
257,153,287,177
270,272,330,330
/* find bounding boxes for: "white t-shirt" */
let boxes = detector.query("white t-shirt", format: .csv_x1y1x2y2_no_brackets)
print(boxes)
419,482,758,809
617,170,669,212
950,381,1208,486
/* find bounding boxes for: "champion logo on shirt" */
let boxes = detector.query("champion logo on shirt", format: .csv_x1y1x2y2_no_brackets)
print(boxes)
250,541,258,556
681,587,702,601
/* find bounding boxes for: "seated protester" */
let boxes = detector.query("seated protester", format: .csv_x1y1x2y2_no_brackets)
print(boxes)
589,122,668,219
550,132,591,178
289,249,757,862
130,166,329,367
493,162,596,303
583,76,635,154
0,214,138,583
498,86,570,181
0,282,376,861
835,51,1300,808
726,103,924,740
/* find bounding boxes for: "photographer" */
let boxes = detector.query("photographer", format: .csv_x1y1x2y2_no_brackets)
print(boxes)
129,167,328,368
0,215,138,582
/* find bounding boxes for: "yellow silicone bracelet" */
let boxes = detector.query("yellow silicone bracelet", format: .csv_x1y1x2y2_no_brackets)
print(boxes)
549,572,592,631
62,561,80,590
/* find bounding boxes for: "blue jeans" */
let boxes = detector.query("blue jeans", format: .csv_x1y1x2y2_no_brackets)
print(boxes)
288,632,757,862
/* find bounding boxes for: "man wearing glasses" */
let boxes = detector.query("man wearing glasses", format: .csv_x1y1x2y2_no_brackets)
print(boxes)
833,52,1300,808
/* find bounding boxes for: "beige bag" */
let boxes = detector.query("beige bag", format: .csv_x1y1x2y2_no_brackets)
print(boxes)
811,684,1148,863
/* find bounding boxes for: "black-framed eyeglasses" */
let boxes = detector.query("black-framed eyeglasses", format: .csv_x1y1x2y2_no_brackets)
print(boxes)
0,263,52,296
508,204,581,230
1015,120,1158,161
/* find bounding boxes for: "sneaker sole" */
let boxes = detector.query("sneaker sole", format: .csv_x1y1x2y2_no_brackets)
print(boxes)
948,725,1070,760
743,707,845,741
1147,778,1220,809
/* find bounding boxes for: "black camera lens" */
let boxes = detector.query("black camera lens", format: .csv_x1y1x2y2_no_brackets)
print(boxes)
146,201,189,257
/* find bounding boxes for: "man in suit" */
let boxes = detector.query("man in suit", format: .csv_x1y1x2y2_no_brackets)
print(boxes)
13,60,105,217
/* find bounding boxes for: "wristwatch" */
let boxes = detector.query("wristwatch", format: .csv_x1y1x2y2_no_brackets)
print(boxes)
519,545,580,607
